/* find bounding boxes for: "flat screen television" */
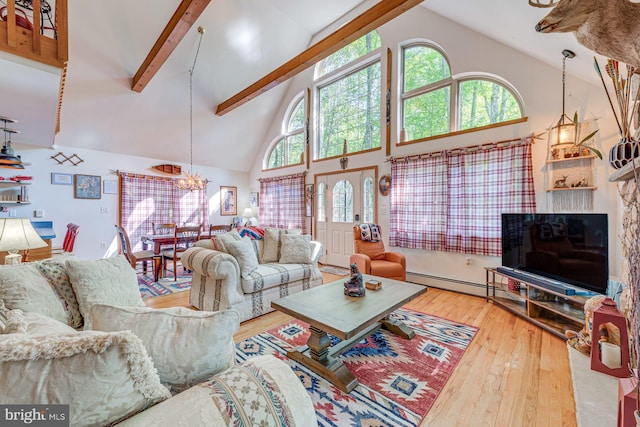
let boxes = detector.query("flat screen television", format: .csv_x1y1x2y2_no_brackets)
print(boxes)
501,213,609,295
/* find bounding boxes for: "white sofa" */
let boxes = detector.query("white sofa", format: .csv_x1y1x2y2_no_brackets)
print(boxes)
183,227,324,322
0,255,317,427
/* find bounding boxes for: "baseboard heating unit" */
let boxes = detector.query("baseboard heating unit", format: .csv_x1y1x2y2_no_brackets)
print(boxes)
407,272,484,297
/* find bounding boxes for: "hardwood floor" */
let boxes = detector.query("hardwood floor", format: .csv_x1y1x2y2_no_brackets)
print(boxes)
144,273,577,427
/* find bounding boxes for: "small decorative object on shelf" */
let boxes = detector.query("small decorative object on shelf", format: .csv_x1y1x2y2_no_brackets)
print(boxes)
609,136,639,169
344,263,365,297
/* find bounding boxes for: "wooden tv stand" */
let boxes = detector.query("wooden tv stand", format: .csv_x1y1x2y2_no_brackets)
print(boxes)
484,267,591,339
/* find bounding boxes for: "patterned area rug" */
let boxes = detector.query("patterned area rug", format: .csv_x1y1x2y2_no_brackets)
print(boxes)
236,307,478,426
319,265,351,276
137,273,192,299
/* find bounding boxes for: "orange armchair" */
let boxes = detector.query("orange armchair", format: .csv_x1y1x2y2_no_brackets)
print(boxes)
350,224,406,281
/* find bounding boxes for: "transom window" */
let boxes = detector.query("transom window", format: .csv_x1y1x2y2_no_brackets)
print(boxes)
401,43,522,141
316,31,381,160
265,95,305,170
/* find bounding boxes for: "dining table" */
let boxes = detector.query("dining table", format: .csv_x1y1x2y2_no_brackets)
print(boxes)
141,232,212,281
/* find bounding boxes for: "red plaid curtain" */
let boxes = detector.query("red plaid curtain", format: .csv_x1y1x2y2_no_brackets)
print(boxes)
119,172,209,251
389,138,536,256
259,172,306,233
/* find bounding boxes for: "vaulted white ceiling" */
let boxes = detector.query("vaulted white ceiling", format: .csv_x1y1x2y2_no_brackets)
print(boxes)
0,0,614,172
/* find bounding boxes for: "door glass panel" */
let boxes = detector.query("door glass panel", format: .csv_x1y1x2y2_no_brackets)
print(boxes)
332,179,353,223
317,182,326,222
363,177,374,223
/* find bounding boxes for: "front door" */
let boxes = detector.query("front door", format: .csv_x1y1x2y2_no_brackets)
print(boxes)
316,168,376,267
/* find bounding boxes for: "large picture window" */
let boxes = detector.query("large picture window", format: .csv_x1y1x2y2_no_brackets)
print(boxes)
316,31,381,159
401,42,523,142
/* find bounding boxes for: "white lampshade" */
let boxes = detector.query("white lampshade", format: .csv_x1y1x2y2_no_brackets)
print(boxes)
241,207,254,218
0,218,47,252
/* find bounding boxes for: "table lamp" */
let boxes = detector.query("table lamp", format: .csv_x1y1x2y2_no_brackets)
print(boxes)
241,207,254,226
0,218,47,264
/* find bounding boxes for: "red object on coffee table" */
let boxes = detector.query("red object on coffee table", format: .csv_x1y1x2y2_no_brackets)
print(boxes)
618,376,638,427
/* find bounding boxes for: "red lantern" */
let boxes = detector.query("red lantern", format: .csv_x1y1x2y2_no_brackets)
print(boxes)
590,298,630,377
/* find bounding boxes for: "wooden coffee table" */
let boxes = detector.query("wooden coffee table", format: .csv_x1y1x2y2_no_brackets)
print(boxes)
271,274,427,393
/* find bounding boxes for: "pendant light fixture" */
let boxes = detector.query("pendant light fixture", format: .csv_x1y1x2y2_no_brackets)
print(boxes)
176,26,208,191
0,116,24,170
551,49,577,148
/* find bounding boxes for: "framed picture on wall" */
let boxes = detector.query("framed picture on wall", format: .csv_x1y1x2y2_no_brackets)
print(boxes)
249,192,259,208
74,174,101,199
220,186,237,216
51,172,73,185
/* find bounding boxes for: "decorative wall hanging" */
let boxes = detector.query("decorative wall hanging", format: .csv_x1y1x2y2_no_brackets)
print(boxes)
152,164,182,175
51,152,84,166
74,174,101,199
220,186,237,216
379,174,391,196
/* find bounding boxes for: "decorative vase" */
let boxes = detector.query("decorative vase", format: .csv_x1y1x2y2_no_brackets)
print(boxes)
609,136,639,169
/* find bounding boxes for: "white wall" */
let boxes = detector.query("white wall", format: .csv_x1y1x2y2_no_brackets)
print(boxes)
7,143,249,260
248,7,622,291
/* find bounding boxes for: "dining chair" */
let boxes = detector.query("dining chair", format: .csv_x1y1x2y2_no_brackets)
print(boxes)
152,222,176,235
162,225,202,280
209,224,231,236
114,224,154,274
52,223,80,255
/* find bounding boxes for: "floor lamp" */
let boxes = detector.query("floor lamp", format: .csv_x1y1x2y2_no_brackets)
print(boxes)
0,218,47,264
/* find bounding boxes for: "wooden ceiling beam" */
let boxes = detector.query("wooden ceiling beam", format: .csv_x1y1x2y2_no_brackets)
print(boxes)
131,0,211,93
215,0,423,116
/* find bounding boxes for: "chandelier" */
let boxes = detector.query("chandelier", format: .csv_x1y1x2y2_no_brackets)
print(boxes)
176,26,209,191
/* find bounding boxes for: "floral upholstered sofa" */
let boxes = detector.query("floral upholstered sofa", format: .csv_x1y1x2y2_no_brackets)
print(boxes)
182,226,324,322
0,255,316,426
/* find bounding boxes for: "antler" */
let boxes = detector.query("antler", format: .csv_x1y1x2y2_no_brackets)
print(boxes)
528,0,558,8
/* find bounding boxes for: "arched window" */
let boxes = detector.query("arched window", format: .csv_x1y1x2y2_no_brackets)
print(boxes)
363,177,374,223
316,182,326,222
316,31,381,160
265,95,306,169
332,179,353,223
401,42,522,142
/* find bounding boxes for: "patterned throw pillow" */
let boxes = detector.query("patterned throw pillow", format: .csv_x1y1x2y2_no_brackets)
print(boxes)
236,226,264,240
279,235,312,264
36,259,83,330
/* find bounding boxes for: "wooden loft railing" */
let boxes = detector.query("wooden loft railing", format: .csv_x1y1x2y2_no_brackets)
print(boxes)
0,0,68,68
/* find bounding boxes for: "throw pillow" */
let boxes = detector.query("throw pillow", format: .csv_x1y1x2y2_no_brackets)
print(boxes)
36,258,84,329
0,315,170,427
2,309,76,336
261,228,302,263
0,262,68,325
215,229,242,253
226,237,260,278
65,255,144,330
89,304,240,392
279,234,312,264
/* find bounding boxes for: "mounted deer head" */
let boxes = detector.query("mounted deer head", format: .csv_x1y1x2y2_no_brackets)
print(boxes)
533,0,640,68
